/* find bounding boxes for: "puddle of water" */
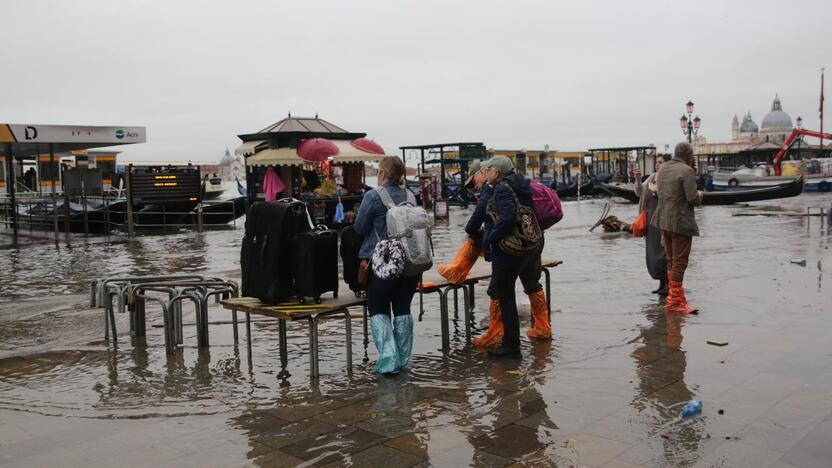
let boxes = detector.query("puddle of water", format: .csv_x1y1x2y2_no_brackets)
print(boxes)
0,192,830,465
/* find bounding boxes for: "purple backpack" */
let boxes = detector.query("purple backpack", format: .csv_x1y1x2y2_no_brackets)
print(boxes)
530,180,563,230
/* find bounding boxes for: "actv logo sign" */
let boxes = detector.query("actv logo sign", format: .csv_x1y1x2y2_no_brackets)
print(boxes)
115,129,139,139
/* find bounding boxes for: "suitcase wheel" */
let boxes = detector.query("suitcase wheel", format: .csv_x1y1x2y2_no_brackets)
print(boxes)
299,297,306,304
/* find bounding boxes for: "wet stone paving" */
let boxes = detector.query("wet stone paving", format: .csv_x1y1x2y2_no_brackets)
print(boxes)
0,193,831,467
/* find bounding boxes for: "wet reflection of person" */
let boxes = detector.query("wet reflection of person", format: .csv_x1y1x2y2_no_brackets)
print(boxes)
631,305,702,463
464,341,560,463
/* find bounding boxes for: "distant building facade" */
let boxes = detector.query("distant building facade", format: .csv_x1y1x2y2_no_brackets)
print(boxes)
695,94,795,157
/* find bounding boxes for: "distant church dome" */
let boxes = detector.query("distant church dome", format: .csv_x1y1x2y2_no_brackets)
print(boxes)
220,148,237,165
740,113,758,133
761,95,792,129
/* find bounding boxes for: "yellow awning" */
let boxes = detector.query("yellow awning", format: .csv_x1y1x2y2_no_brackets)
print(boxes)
246,148,304,167
235,140,266,156
330,140,387,163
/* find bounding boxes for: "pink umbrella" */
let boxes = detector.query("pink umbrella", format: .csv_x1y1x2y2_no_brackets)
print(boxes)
350,137,385,154
298,138,339,163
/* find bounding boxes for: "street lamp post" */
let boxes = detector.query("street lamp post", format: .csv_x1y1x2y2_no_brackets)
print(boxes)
679,100,702,144
795,116,803,160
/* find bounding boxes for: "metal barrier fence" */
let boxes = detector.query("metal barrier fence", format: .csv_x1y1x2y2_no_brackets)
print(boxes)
0,192,242,242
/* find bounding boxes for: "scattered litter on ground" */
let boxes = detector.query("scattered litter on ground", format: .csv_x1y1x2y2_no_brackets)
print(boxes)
211,394,235,407
718,409,724,415
660,433,670,440
707,340,729,347
790,258,807,266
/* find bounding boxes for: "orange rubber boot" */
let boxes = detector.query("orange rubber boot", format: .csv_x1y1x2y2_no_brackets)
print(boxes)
664,272,676,308
437,240,481,286
527,290,552,340
472,299,503,348
665,281,698,315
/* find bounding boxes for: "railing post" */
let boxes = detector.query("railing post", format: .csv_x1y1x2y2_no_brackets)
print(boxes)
63,193,71,245
197,203,203,233
125,165,135,239
83,194,89,237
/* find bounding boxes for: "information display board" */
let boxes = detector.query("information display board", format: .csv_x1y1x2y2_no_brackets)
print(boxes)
128,165,202,204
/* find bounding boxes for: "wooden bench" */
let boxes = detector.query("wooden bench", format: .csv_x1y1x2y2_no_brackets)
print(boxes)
220,295,368,379
221,259,562,376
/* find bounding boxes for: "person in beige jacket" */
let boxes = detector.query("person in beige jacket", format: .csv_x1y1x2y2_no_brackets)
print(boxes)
650,142,702,314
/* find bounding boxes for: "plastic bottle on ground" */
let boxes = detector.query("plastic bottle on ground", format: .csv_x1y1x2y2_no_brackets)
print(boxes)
681,399,703,417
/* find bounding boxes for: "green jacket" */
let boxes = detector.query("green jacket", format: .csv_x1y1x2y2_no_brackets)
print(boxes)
650,159,701,237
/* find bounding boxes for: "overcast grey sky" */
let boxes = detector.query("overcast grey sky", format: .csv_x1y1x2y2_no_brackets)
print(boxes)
2,0,830,163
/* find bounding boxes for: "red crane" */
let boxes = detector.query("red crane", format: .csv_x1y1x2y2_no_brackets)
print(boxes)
773,128,832,175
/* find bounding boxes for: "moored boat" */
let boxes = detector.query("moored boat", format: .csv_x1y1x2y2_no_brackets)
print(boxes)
601,176,804,205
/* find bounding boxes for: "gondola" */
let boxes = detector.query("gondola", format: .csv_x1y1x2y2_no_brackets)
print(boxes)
553,180,593,198
589,173,613,195
600,176,804,206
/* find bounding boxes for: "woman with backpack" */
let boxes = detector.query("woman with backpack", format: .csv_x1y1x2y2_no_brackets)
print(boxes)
354,156,421,374
470,156,545,358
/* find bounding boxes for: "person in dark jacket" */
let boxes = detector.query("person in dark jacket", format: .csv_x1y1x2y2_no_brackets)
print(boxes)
634,155,668,295
354,156,419,374
467,156,541,358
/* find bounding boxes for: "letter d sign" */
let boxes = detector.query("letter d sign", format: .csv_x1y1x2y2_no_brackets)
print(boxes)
25,126,38,140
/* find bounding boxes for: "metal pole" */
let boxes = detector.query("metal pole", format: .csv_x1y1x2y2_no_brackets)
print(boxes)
83,191,89,238
50,144,59,244
439,147,446,200
125,164,135,238
63,193,70,245
197,203,203,233
5,144,17,242
821,68,825,156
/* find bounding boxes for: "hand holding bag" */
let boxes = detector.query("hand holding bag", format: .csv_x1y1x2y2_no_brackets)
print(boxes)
631,211,648,237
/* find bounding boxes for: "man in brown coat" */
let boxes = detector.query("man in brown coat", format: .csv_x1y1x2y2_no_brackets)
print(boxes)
651,142,702,314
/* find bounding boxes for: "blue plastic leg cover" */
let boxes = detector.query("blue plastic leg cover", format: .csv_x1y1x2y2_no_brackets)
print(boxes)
370,314,400,374
393,315,413,371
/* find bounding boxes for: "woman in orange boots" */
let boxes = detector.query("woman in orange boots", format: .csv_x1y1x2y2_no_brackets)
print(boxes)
460,157,552,354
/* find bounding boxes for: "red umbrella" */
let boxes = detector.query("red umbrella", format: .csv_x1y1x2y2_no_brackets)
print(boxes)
298,138,339,162
350,137,385,155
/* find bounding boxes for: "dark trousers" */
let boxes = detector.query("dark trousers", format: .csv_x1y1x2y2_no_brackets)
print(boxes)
487,242,544,298
491,250,536,350
662,231,692,283
367,272,419,317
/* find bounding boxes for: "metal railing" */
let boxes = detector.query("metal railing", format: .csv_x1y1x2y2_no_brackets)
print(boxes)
0,192,242,241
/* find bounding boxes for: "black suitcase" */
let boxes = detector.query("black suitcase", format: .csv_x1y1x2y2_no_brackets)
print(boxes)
293,226,339,303
339,225,365,296
241,201,297,304
278,198,313,240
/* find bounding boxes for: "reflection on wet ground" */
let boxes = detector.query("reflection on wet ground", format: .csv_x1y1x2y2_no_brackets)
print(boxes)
1,194,831,467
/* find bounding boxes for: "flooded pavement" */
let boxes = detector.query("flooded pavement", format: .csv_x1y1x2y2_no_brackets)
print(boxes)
1,193,831,467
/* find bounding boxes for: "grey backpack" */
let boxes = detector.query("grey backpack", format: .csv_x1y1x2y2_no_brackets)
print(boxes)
378,187,433,276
